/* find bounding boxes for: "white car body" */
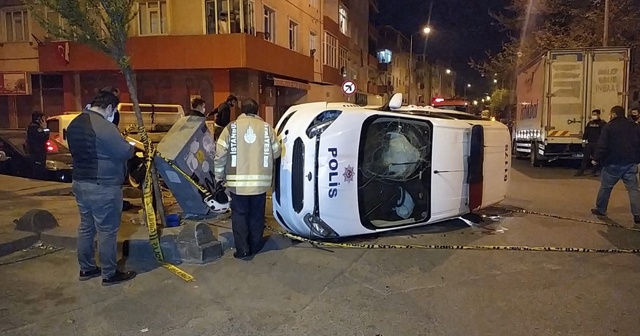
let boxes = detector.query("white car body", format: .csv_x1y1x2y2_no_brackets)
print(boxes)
273,94,511,238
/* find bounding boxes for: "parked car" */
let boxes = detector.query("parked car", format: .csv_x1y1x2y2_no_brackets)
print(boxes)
273,93,511,239
0,129,73,183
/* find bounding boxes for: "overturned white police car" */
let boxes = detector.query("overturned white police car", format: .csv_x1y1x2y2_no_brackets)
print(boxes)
273,93,511,238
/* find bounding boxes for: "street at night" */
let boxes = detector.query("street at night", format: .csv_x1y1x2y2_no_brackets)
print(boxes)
1,160,639,336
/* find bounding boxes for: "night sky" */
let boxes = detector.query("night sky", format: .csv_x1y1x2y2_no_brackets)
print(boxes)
377,0,511,96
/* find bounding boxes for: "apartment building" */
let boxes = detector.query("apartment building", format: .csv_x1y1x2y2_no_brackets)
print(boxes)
1,0,318,127
0,0,386,128
0,0,63,127
308,0,382,106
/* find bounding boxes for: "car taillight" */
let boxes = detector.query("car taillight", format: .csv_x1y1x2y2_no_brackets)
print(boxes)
46,140,58,153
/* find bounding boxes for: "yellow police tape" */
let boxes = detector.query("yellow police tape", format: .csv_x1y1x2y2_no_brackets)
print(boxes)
150,134,640,256
138,126,195,282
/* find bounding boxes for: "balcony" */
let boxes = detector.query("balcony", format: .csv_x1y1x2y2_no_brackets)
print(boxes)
368,54,378,68
378,62,391,72
38,34,314,81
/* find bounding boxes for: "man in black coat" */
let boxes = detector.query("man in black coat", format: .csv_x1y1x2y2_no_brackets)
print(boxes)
575,109,606,176
26,111,50,179
591,105,640,224
213,95,237,140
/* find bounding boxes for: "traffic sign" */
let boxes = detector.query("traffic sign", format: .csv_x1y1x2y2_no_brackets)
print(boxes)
341,80,356,96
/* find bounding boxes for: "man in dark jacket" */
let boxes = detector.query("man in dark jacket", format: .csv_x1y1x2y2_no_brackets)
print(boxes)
26,111,50,179
575,109,606,176
591,105,640,224
186,98,207,118
67,90,137,286
213,95,237,140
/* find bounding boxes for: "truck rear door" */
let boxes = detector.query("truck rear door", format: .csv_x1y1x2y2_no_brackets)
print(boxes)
586,48,630,115
547,51,587,139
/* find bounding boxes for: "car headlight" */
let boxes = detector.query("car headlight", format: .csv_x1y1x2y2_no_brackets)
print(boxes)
303,213,338,238
45,160,70,171
306,110,342,138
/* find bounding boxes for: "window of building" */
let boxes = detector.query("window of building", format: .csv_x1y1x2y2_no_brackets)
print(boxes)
289,20,298,51
263,6,275,42
309,0,318,8
339,47,348,71
138,1,167,36
323,32,338,68
309,31,318,58
4,9,28,42
206,0,251,35
44,8,67,39
377,49,392,64
338,4,348,35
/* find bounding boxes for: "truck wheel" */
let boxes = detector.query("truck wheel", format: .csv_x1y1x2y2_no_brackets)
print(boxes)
530,141,542,167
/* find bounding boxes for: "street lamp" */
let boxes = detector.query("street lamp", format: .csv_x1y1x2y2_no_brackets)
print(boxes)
409,26,432,105
446,69,451,74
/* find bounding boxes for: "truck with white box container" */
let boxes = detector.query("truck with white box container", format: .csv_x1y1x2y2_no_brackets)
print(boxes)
513,47,631,166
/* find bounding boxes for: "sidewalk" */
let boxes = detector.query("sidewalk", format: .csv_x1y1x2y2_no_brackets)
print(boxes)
0,175,238,261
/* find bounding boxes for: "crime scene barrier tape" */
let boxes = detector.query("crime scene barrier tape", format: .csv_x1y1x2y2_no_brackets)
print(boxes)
138,126,194,282
152,141,640,255
263,226,640,254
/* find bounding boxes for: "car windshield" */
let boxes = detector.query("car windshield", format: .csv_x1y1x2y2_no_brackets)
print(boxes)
357,116,432,228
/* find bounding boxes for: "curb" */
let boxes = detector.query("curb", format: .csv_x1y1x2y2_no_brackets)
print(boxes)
0,232,40,258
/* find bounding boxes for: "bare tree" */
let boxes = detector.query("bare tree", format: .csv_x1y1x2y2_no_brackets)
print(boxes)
472,0,640,90
25,1,167,228
24,0,145,135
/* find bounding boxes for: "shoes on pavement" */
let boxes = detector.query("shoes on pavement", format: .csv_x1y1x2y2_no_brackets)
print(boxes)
591,208,606,217
79,267,102,281
233,251,254,261
102,271,137,286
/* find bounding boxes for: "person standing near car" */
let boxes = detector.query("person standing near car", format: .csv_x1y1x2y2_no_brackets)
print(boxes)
67,90,137,286
575,109,606,177
591,105,640,224
186,98,207,118
214,98,281,260
213,95,237,140
26,111,50,180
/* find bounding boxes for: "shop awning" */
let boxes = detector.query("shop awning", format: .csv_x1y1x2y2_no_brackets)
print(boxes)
273,77,310,91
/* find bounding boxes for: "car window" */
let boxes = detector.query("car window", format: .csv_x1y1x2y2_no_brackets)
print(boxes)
47,119,60,133
6,137,27,156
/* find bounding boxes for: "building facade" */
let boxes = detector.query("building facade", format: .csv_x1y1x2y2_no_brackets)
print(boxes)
0,0,384,128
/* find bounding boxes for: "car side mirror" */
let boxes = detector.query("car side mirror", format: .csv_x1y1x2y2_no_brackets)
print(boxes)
0,150,10,162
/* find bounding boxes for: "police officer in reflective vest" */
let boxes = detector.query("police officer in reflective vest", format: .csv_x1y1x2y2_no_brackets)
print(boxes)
213,98,281,260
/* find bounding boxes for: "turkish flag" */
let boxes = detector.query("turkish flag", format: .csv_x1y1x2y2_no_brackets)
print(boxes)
54,42,70,65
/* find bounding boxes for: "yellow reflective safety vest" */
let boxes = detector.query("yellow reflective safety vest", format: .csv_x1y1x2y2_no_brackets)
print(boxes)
213,113,281,196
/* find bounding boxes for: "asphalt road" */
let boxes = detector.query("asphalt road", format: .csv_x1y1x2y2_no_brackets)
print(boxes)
1,160,639,336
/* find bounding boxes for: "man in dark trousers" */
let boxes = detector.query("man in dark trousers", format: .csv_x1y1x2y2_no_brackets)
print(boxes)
213,98,281,261
186,98,207,118
26,111,50,180
575,109,606,176
591,105,640,224
213,95,237,140
67,90,137,286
